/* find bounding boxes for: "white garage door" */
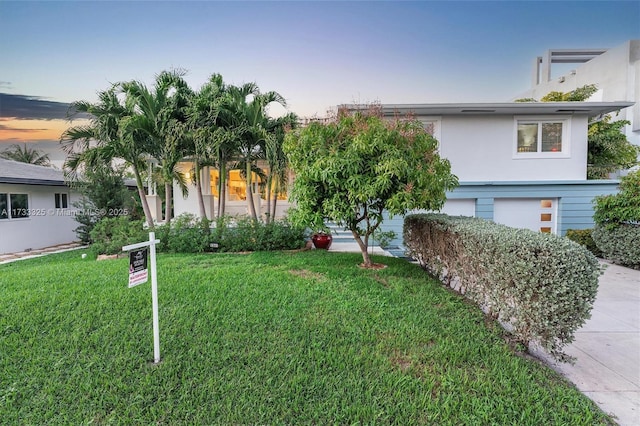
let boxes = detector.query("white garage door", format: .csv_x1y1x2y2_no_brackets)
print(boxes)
493,198,557,234
409,199,476,217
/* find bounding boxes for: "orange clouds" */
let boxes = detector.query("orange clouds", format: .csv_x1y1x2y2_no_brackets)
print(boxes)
0,118,78,142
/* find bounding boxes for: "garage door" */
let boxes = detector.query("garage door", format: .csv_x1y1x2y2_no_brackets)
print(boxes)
493,198,557,234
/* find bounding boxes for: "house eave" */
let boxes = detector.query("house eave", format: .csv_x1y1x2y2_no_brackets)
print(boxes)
341,102,635,117
0,177,68,186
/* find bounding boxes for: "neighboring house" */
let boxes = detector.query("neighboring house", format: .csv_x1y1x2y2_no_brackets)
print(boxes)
517,39,640,147
0,158,81,254
342,101,633,238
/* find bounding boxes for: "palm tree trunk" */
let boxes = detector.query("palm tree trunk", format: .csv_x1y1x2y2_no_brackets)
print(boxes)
134,166,155,230
246,161,257,220
271,192,278,220
265,175,272,224
164,181,172,224
195,161,207,219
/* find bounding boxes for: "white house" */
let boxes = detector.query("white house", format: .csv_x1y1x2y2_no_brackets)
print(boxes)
171,100,632,239
0,158,82,254
359,101,634,239
517,39,640,148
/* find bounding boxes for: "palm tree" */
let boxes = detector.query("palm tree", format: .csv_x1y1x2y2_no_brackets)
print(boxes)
186,73,234,219
120,70,193,224
264,112,297,223
218,86,287,220
61,86,156,228
0,144,51,166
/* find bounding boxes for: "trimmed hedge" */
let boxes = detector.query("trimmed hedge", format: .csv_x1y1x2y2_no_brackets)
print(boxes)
592,224,640,269
404,214,600,361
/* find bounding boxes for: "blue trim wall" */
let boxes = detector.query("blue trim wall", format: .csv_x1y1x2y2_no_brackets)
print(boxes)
380,180,620,248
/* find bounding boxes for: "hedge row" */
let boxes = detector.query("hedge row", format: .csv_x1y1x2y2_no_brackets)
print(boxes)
404,214,601,361
592,224,640,269
88,214,307,255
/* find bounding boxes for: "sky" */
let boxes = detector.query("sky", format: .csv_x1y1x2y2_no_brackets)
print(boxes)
0,0,639,166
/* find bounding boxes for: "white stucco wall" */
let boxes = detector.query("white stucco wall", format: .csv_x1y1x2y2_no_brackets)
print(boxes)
0,184,81,254
438,115,588,181
519,40,639,146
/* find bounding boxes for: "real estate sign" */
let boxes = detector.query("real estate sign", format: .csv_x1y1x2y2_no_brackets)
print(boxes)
128,248,148,288
123,232,161,363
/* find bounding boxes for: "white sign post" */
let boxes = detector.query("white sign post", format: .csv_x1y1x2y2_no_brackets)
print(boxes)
123,232,161,364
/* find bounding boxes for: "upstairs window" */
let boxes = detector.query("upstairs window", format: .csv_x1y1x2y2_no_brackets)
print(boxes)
515,117,569,158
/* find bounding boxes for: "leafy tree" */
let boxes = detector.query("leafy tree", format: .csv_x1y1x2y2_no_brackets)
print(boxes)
587,117,639,179
0,143,51,166
593,170,640,228
284,107,458,268
68,163,140,244
516,84,639,178
61,86,156,228
539,84,598,102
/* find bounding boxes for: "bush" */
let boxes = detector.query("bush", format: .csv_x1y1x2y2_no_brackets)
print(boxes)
592,224,640,269
89,217,147,255
155,213,212,253
592,170,640,267
213,216,306,252
593,170,640,229
565,229,602,257
404,214,600,361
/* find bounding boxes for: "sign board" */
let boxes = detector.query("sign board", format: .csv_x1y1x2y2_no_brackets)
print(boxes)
123,232,162,363
128,248,148,288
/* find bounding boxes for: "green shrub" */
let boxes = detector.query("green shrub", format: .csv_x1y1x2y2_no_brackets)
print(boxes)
592,170,640,267
89,217,147,255
213,216,306,252
593,170,640,229
592,224,640,269
566,229,602,257
155,213,212,253
373,229,397,249
404,214,600,361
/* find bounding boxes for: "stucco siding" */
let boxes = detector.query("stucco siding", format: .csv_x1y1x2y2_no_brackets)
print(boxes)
440,115,588,181
0,183,81,254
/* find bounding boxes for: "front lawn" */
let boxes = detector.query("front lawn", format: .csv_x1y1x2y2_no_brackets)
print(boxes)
0,250,612,424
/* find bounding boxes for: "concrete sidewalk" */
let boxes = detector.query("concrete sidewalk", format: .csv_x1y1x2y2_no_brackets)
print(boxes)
0,242,83,264
532,261,639,426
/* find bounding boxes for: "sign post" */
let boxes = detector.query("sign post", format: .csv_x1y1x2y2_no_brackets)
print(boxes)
123,232,161,364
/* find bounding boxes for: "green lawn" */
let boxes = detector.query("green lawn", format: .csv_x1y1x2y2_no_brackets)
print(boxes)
0,249,612,425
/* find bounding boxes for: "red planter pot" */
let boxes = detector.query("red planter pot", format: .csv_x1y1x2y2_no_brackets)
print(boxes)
311,233,333,250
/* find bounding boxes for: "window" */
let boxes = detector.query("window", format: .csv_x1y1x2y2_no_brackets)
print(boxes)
0,193,29,219
515,117,569,158
55,193,68,209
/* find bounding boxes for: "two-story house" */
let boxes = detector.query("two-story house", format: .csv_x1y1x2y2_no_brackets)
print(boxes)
364,101,633,239
172,100,632,239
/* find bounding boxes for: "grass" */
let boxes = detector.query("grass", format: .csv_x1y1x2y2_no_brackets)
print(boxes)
0,249,613,425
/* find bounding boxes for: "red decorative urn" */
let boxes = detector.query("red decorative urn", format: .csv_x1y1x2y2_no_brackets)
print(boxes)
311,233,333,250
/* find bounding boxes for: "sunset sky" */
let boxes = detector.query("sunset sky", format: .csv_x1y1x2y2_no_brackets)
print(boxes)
1,0,639,167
